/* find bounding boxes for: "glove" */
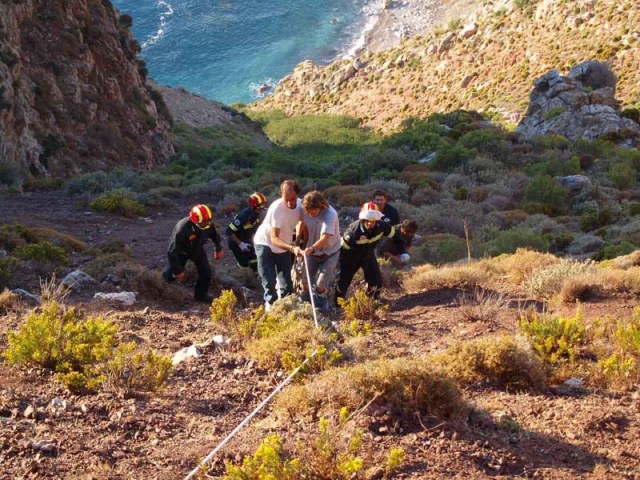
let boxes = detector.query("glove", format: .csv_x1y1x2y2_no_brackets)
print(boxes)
174,271,185,281
239,242,251,252
214,250,224,260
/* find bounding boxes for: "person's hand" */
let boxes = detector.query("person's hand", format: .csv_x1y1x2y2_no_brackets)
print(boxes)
174,271,185,281
214,250,224,260
291,246,301,257
239,242,251,252
303,247,314,256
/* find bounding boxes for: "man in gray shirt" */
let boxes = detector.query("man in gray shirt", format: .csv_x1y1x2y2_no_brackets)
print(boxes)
299,191,340,313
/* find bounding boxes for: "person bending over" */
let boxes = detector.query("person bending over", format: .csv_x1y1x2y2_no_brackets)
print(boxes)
226,192,267,272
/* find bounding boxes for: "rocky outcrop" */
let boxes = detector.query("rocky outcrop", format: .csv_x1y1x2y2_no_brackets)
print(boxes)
0,0,174,181
517,61,640,143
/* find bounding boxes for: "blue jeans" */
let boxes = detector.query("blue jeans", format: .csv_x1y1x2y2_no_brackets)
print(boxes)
255,244,294,305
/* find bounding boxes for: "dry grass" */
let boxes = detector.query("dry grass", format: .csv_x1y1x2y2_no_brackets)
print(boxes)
0,288,19,314
401,262,489,293
456,287,508,323
431,336,546,391
489,249,560,286
39,275,71,305
275,356,466,421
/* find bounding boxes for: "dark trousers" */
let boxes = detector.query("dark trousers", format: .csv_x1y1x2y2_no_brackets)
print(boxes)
255,244,293,305
336,251,382,301
162,249,211,300
228,241,257,271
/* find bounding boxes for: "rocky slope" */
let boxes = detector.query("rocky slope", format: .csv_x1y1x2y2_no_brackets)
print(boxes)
0,0,174,181
253,0,640,133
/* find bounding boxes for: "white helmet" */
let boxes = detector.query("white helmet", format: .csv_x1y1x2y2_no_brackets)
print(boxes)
358,201,383,221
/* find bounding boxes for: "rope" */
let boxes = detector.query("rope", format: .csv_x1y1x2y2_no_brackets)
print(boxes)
183,349,317,480
302,252,320,329
183,250,323,479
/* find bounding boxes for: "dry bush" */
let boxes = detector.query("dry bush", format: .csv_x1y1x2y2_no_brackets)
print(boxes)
456,287,508,323
558,275,603,303
323,185,370,208
401,262,488,293
489,248,560,285
0,288,19,314
431,336,546,391
275,356,466,421
523,259,598,299
611,250,640,269
39,275,71,305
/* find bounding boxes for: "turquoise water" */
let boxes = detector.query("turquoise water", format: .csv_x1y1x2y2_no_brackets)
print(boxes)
111,0,379,104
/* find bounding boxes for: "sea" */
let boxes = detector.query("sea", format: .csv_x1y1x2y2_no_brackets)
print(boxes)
111,0,382,104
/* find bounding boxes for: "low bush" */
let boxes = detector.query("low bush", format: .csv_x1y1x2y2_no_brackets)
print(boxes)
5,302,118,392
102,342,173,397
14,240,70,266
401,262,488,293
432,336,546,390
0,288,19,314
524,258,597,299
481,227,550,256
456,287,508,323
0,256,20,290
89,189,145,217
338,287,388,324
517,309,586,365
275,356,466,421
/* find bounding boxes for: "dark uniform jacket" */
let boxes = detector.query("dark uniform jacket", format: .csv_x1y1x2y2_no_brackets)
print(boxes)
167,217,221,275
341,220,397,258
381,203,400,226
225,207,261,243
377,224,413,257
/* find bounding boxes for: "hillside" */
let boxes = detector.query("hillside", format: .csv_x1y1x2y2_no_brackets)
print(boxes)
253,0,640,133
1,188,640,478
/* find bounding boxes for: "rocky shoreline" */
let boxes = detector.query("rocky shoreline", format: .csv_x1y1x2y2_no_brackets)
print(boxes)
361,0,445,53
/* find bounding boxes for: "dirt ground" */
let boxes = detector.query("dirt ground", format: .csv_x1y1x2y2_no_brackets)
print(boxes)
1,189,639,479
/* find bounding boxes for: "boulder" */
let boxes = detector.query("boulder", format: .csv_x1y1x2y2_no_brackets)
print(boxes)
517,61,640,144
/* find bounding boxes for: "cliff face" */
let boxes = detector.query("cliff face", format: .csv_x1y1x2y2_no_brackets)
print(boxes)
0,0,174,179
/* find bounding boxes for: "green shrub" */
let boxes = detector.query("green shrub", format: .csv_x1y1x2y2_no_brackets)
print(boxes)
65,171,109,194
523,175,568,216
0,256,20,290
102,342,173,396
517,309,586,365
224,434,299,480
432,336,546,390
594,241,637,261
14,240,70,266
580,209,614,232
89,189,145,217
430,144,476,172
5,302,118,392
338,287,388,324
543,107,565,120
483,227,550,256
606,161,637,190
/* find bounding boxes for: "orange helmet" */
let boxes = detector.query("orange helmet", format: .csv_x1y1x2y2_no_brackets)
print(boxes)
189,204,213,228
359,201,383,221
248,192,267,209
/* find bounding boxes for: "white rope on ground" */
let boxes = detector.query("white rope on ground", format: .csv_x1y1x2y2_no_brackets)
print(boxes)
302,252,319,329
183,349,317,480
183,251,323,479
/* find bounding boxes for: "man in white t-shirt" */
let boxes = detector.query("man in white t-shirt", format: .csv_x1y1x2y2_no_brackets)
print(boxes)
253,179,303,310
299,190,340,313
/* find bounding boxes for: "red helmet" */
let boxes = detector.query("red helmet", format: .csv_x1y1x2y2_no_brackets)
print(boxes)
248,192,267,209
359,201,383,221
189,204,213,227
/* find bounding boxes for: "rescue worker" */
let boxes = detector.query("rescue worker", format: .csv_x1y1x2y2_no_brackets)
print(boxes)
377,219,418,266
298,190,341,313
226,192,267,272
336,201,399,304
162,204,224,303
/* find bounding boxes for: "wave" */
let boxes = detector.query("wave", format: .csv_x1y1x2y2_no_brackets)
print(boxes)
342,1,384,59
141,0,174,49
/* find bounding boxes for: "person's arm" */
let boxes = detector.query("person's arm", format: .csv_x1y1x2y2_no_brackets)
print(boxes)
270,227,300,255
304,232,332,256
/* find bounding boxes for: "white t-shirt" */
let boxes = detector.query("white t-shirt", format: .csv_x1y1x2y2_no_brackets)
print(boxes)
302,206,341,255
253,198,302,253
